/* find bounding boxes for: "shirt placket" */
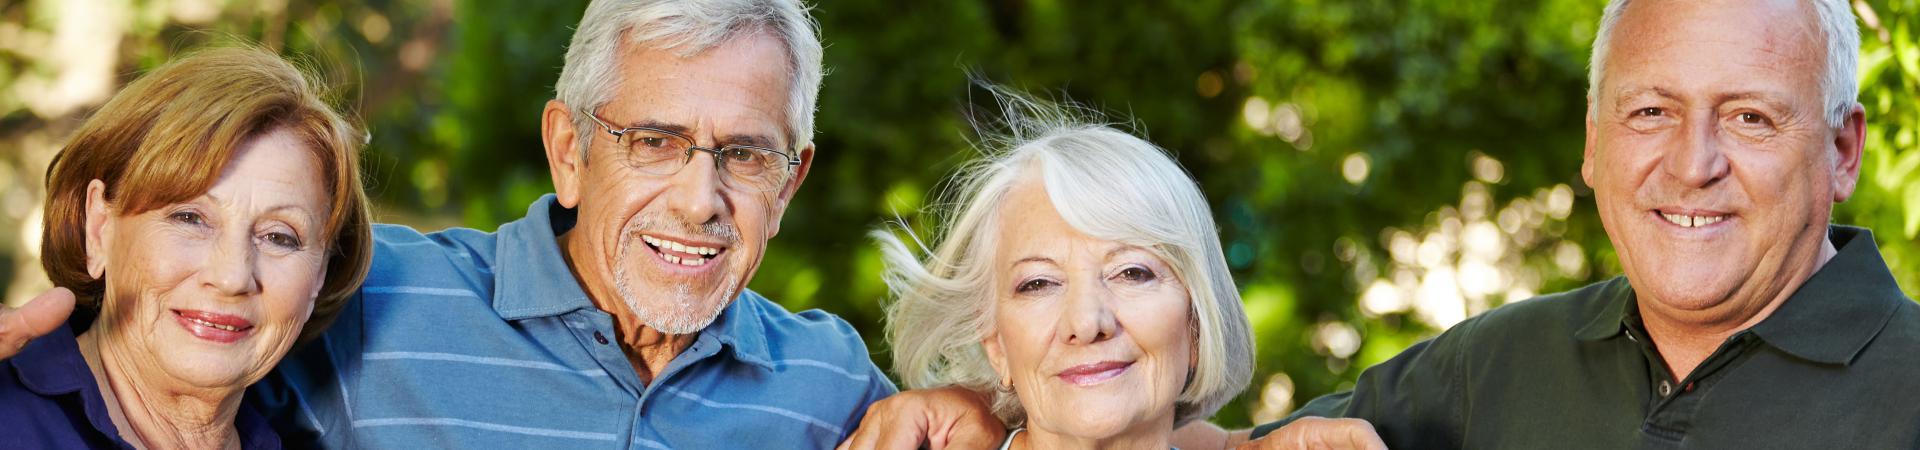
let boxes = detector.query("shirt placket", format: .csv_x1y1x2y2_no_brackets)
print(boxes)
1628,327,1759,448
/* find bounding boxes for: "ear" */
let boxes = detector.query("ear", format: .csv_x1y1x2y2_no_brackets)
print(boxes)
1829,103,1866,203
1189,318,1201,371
980,329,1012,388
1582,100,1599,187
765,144,815,238
83,179,113,280
543,99,586,209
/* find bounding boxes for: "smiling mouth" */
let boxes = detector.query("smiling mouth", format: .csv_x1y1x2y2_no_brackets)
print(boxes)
172,309,255,343
1056,361,1133,386
641,234,727,267
1655,210,1730,228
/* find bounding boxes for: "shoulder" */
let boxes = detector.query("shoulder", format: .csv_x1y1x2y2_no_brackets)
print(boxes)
736,290,876,365
368,224,499,274
0,333,111,448
1449,277,1627,341
359,223,500,299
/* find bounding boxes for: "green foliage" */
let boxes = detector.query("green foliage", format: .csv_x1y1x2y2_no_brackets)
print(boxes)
3,0,1915,431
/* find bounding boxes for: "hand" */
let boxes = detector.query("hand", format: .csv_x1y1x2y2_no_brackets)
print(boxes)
838,385,1006,450
0,287,76,359
1236,417,1387,450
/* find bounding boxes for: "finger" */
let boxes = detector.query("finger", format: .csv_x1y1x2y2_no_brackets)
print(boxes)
0,288,75,358
872,419,928,450
940,426,998,450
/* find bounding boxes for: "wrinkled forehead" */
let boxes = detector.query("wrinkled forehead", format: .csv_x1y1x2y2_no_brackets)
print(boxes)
1600,0,1824,98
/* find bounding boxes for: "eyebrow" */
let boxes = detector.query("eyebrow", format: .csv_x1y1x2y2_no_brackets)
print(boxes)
1012,256,1056,267
1007,246,1152,268
1614,87,1796,111
204,193,320,225
624,119,782,149
1713,91,1797,112
1613,86,1677,103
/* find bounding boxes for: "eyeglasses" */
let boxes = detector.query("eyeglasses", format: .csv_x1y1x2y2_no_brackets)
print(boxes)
581,110,799,193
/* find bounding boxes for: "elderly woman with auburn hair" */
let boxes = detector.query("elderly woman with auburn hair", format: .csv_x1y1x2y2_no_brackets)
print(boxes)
873,87,1253,450
0,47,372,449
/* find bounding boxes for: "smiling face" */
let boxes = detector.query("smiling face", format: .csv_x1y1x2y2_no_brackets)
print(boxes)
548,30,811,335
980,178,1193,444
1583,0,1859,322
86,127,331,389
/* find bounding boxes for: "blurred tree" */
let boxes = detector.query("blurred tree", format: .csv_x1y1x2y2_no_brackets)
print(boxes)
2,0,1914,431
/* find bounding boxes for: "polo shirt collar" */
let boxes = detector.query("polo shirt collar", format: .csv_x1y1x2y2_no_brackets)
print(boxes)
492,194,597,320
698,290,775,368
13,320,87,396
1572,225,1907,366
1748,225,1906,365
1573,276,1636,341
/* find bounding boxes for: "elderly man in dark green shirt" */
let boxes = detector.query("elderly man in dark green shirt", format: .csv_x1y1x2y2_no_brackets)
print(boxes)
1238,0,1920,447
836,0,1919,448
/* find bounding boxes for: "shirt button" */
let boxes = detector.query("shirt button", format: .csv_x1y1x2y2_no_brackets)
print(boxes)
1658,380,1673,396
593,331,610,345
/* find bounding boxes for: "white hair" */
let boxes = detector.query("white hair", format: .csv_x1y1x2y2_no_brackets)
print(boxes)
1588,0,1860,127
554,0,823,160
874,86,1253,429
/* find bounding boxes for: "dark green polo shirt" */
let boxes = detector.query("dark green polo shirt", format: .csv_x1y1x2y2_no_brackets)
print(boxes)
1252,225,1920,449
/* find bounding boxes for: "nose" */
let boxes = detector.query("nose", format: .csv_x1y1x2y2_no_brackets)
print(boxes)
664,147,729,226
202,230,260,298
1660,117,1731,188
1058,281,1119,346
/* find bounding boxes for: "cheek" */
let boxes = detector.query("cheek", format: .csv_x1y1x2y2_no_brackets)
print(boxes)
994,304,1054,371
261,255,327,325
1123,293,1194,359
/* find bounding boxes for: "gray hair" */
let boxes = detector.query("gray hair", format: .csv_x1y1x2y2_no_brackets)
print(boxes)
554,0,823,160
874,86,1253,429
1588,0,1860,127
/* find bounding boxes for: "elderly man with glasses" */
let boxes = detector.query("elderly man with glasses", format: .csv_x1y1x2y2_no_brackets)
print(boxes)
2,0,894,449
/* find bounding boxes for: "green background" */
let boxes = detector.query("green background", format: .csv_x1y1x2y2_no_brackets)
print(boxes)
1,0,1915,428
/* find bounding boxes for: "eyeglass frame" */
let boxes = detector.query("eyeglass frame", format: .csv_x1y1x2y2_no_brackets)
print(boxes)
579,109,802,192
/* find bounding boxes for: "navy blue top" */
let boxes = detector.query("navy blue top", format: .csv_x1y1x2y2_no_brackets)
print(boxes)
0,317,281,449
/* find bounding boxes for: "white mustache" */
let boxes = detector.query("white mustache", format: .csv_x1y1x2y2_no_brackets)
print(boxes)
625,213,739,245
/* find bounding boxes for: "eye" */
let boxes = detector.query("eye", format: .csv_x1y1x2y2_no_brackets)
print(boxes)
169,211,207,226
636,136,670,148
1016,278,1057,294
1114,266,1157,283
262,231,302,250
722,147,764,164
1632,107,1665,117
1736,112,1770,126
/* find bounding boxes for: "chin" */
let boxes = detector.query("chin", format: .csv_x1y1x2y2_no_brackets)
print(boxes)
153,348,263,390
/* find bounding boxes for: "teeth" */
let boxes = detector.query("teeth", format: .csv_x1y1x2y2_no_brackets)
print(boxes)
641,234,722,257
187,317,242,332
1660,212,1727,228
679,256,705,266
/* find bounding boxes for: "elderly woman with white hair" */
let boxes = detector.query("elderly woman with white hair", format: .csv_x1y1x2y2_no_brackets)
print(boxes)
873,88,1253,450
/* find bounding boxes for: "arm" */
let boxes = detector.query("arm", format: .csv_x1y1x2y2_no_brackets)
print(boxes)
838,385,1007,450
0,288,75,360
1244,321,1480,449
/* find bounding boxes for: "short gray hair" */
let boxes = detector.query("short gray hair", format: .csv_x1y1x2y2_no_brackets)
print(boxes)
554,0,823,159
1588,0,1860,127
874,86,1253,429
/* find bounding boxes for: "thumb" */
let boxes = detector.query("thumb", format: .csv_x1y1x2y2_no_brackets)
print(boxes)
1,287,76,358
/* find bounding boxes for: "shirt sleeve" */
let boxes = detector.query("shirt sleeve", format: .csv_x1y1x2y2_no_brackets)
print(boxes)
1249,318,1478,448
835,344,900,444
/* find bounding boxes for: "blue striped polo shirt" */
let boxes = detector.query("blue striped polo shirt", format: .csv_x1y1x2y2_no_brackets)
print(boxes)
247,194,896,449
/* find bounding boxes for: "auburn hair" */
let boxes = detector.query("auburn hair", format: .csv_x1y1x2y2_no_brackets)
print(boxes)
40,47,371,343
